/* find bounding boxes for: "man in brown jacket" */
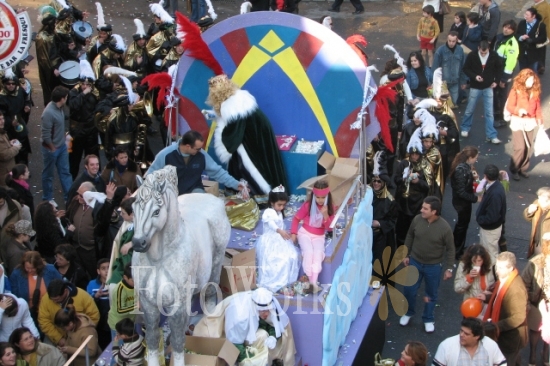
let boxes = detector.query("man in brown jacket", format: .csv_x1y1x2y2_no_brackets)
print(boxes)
0,112,21,187
524,187,550,257
482,252,528,366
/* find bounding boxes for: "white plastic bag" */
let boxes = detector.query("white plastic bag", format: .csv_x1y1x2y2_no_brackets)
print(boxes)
534,127,550,156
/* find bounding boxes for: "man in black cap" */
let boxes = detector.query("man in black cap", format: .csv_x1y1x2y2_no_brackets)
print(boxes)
35,12,61,104
67,60,100,179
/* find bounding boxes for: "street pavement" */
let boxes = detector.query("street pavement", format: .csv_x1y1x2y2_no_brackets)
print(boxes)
15,0,550,362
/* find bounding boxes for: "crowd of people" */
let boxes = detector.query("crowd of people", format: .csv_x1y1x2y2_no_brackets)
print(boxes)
366,0,550,364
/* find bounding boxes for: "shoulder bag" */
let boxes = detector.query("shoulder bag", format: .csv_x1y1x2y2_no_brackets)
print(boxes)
535,21,550,48
439,0,450,15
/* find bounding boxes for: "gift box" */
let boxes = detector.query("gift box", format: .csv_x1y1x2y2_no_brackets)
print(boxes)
219,248,257,298
275,135,297,151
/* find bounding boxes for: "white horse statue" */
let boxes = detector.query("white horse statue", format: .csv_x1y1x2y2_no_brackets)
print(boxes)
132,166,231,366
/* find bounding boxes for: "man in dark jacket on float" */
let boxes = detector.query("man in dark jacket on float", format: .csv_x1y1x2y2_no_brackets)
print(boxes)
460,40,503,144
476,164,507,265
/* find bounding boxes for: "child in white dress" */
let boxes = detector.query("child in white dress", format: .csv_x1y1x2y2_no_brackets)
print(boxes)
256,185,300,292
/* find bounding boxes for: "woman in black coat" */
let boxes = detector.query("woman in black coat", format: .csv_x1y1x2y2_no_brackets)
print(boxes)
54,243,89,290
449,146,479,260
5,164,34,221
517,8,548,72
33,201,69,264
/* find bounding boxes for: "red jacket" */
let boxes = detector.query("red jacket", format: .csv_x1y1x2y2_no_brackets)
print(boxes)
506,89,542,120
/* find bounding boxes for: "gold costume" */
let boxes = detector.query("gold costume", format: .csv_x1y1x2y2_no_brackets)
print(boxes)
92,49,124,79
422,147,444,197
160,47,181,69
145,28,173,59
35,30,60,103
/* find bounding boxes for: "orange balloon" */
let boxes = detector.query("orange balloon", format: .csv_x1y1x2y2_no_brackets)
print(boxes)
461,298,483,318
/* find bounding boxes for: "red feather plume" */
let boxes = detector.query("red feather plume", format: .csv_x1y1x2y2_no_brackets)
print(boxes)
175,11,223,75
141,73,173,110
372,78,402,153
346,34,367,47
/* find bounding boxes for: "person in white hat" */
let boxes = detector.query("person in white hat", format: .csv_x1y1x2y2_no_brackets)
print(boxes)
194,287,296,365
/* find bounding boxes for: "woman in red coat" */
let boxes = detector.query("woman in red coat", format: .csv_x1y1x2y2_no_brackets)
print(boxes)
506,68,543,181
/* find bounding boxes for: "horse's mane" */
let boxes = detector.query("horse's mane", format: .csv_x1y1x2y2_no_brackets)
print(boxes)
136,166,178,208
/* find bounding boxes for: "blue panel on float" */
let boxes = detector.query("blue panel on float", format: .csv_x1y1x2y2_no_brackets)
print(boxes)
280,142,326,194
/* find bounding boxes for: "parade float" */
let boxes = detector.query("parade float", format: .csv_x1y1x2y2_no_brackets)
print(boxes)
171,11,386,365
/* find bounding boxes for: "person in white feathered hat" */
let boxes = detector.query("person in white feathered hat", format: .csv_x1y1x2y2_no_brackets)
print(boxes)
146,1,174,67
193,287,296,365
91,34,126,79
96,67,141,158
124,19,149,78
399,98,438,160
66,60,101,179
87,2,113,64
418,108,445,200
394,127,429,247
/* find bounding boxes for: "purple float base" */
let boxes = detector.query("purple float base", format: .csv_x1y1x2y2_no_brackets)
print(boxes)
271,286,383,366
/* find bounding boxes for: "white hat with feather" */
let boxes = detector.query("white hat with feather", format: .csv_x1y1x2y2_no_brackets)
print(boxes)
133,19,147,41
95,2,112,32
150,0,174,24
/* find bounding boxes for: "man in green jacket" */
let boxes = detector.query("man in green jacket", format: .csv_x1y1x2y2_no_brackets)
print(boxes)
493,20,520,127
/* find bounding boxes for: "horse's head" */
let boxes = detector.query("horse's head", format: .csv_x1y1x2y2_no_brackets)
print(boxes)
132,166,178,252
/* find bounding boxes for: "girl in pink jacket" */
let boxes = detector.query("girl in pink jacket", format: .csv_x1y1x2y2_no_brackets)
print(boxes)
291,180,335,284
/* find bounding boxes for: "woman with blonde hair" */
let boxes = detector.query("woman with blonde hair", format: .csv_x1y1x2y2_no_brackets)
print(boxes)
506,68,542,181
521,232,550,366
